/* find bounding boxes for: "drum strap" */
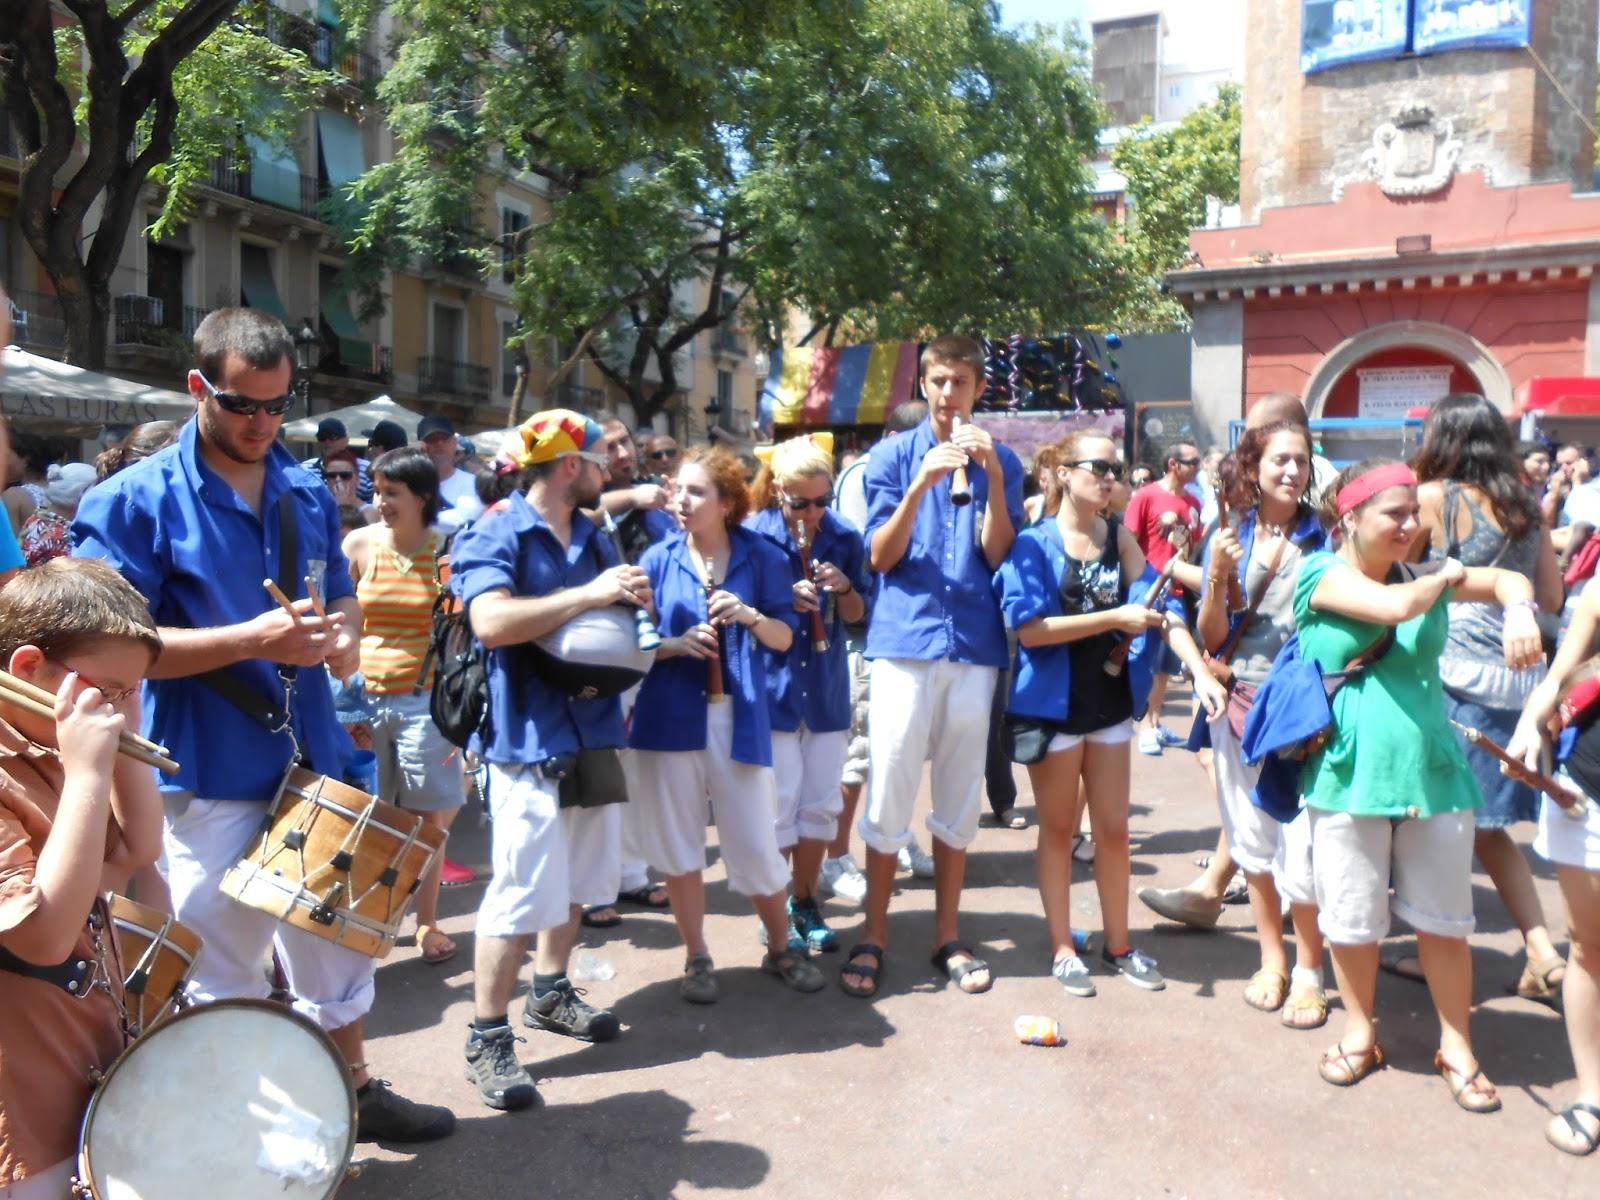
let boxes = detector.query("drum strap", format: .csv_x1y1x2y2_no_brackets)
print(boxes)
195,493,301,735
0,942,92,994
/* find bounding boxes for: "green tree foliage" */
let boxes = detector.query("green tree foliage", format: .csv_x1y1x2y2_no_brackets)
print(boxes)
353,0,1129,425
2,1,340,368
1110,82,1241,331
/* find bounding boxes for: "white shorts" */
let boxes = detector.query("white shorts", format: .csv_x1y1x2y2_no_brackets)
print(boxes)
1309,807,1476,944
162,794,376,1032
1211,713,1315,904
1045,719,1134,754
617,748,653,893
772,726,848,848
476,764,622,938
862,657,997,853
631,705,790,896
1534,772,1600,871
369,690,465,812
2,1158,73,1199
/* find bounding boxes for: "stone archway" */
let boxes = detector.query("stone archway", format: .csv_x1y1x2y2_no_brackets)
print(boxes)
1303,321,1513,417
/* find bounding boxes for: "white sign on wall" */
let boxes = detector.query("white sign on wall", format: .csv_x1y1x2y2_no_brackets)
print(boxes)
1356,365,1453,418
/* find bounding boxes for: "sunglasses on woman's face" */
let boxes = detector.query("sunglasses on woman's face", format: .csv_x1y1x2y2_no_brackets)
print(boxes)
326,470,356,482
1070,459,1124,480
195,371,296,418
782,493,833,511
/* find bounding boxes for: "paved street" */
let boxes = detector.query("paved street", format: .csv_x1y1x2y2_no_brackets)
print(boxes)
348,703,1595,1200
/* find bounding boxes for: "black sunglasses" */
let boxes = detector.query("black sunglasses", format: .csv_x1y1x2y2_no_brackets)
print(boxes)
782,493,833,511
196,371,296,418
325,470,356,482
648,448,680,461
1070,459,1124,480
1174,456,1202,467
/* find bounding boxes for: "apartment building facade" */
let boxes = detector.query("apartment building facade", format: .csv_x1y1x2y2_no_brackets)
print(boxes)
0,1,759,445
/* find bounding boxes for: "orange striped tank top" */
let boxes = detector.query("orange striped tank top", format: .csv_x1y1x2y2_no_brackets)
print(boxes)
356,530,441,694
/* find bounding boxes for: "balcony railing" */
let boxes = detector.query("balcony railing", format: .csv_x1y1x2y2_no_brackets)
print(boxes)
208,152,322,217
7,289,67,352
254,2,320,56
113,297,213,353
314,26,380,84
321,344,393,383
553,382,604,411
713,327,746,355
418,356,490,401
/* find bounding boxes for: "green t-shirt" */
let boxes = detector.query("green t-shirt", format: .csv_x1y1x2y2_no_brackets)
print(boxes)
1292,551,1480,819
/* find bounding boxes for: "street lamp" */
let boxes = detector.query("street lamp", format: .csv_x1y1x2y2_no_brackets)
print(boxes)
293,318,317,412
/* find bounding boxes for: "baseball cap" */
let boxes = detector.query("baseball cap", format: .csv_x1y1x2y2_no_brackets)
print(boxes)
363,419,408,451
514,409,608,468
417,415,456,440
316,417,347,441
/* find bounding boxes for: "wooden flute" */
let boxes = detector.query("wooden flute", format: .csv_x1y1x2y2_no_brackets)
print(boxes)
1449,720,1587,815
794,521,830,653
1104,519,1189,678
703,556,727,703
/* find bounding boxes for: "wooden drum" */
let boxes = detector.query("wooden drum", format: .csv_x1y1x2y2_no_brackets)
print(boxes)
107,894,203,1037
220,768,445,958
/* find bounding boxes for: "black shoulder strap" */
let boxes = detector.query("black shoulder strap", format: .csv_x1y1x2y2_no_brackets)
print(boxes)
194,491,300,732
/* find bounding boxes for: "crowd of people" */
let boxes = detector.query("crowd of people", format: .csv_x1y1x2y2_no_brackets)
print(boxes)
2,308,1599,1198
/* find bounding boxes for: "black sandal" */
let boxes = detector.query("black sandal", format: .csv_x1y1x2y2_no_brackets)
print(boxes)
580,905,622,928
1548,1102,1600,1157
840,943,883,998
616,884,671,909
930,941,992,994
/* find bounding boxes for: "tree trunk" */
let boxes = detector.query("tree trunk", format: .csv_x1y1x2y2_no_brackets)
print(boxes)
56,278,110,372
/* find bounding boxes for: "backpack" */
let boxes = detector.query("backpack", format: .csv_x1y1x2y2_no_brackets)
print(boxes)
418,546,491,749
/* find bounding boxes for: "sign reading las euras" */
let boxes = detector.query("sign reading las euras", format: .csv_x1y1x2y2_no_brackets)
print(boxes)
0,391,172,426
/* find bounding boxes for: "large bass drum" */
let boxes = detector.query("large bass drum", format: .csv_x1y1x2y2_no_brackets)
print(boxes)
75,999,356,1199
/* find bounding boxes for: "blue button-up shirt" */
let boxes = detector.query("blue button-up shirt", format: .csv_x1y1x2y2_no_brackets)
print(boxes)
746,507,869,734
72,420,355,801
862,418,1023,668
450,492,625,767
629,526,798,766
996,519,1182,724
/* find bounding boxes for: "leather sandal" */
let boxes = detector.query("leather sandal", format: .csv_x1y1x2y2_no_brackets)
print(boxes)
840,943,883,999
1280,982,1329,1030
1318,1041,1385,1087
930,941,992,994
1546,1102,1600,1156
1511,953,1566,1009
1434,1050,1501,1113
1243,967,1288,1012
417,925,457,965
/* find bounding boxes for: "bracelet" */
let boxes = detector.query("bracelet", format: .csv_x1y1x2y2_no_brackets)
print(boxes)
1507,598,1540,614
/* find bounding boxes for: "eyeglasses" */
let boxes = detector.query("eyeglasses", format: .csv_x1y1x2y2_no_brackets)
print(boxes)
1070,459,1125,480
196,371,296,418
325,471,356,482
48,658,139,704
781,492,833,511
1174,456,1202,467
648,448,681,461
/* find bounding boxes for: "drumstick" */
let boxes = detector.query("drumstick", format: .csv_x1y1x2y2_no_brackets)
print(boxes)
1449,720,1586,815
0,673,179,774
264,579,299,620
305,577,328,619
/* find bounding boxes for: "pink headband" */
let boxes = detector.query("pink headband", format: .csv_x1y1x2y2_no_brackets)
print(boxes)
1335,463,1417,517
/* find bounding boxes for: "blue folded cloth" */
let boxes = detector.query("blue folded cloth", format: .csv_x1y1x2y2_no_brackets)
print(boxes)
332,673,376,727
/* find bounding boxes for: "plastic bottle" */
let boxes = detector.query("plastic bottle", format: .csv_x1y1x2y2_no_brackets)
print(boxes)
1014,1015,1063,1046
571,952,616,982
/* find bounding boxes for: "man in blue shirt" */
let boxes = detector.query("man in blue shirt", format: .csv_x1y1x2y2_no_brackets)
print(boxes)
581,410,676,929
73,307,454,1143
840,335,1024,1000
451,409,652,1112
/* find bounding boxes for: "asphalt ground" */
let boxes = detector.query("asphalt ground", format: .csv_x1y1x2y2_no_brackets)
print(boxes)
344,700,1596,1200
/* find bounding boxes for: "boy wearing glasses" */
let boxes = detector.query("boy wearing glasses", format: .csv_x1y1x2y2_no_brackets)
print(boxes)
840,334,1024,1000
73,307,454,1146
0,559,164,1198
1124,442,1203,756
